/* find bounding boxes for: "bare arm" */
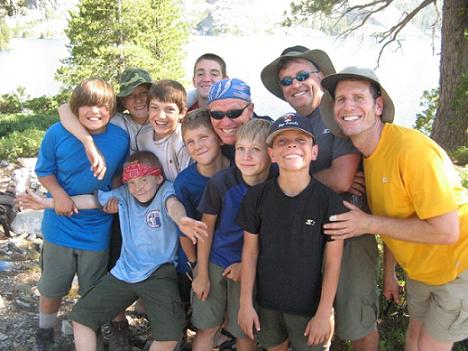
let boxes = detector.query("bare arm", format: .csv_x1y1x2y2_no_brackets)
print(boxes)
38,175,78,216
383,244,402,303
180,236,197,263
324,201,460,244
238,231,260,340
313,153,361,193
58,103,107,180
305,239,343,345
17,191,98,210
165,196,208,244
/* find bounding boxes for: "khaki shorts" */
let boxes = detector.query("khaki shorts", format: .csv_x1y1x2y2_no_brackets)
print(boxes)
406,269,468,343
191,262,244,338
334,235,379,340
257,306,329,351
71,264,185,342
38,239,108,298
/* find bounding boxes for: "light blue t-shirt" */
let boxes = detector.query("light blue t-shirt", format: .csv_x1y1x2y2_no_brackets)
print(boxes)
98,181,179,283
35,122,129,251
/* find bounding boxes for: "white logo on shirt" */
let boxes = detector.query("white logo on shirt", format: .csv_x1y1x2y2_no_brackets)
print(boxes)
322,128,331,134
382,176,389,183
305,219,316,226
146,210,161,228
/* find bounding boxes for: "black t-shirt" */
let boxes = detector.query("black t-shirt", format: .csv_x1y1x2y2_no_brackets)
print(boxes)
236,177,347,317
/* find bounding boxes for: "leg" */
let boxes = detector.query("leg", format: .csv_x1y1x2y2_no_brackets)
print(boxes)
351,330,379,351
236,335,257,351
418,327,454,351
149,340,179,351
267,339,289,351
405,318,423,351
192,326,221,351
73,321,98,351
39,296,62,314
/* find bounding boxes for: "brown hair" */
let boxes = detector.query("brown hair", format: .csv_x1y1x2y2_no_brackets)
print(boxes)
193,53,227,78
181,108,215,139
69,78,116,117
148,80,187,113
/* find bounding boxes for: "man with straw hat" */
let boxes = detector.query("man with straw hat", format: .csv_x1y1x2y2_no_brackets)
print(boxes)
321,66,468,350
261,48,379,350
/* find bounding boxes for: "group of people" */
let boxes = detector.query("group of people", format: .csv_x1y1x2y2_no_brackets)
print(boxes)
17,46,467,351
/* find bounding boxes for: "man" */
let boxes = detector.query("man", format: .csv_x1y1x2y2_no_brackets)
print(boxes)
261,47,379,351
188,53,228,111
320,66,468,351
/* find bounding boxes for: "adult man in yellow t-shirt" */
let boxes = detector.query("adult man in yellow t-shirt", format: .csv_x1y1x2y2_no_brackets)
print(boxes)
319,66,468,351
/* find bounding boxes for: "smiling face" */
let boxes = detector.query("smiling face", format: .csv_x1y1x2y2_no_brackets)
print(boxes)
193,59,225,100
268,129,318,172
333,79,384,138
278,59,324,116
122,85,149,124
183,125,222,166
208,98,254,145
148,98,186,140
127,174,162,203
78,105,111,134
235,136,270,183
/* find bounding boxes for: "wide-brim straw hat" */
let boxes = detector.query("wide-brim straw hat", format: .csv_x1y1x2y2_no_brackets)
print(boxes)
320,66,395,138
261,48,336,101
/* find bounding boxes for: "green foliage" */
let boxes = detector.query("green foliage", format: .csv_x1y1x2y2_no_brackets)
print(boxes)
413,88,439,136
0,17,10,50
0,112,58,138
455,165,468,189
450,146,468,166
56,0,188,88
0,88,70,114
0,128,45,160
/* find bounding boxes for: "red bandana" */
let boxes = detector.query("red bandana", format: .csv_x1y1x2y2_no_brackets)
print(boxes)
121,162,161,183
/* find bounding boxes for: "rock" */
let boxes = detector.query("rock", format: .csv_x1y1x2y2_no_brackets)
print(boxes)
11,210,44,237
0,332,8,341
0,295,5,310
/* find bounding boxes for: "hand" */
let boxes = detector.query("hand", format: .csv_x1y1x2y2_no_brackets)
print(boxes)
223,262,241,282
238,304,260,340
177,217,208,244
323,201,372,240
15,190,47,210
304,314,332,346
383,271,403,304
192,274,210,301
102,197,119,214
349,171,366,196
84,142,107,180
53,192,78,216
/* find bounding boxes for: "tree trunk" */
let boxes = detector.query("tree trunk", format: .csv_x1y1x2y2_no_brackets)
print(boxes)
431,0,468,151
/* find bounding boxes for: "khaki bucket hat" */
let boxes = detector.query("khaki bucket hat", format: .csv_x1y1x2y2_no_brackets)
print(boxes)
261,47,336,101
320,66,395,138
117,68,152,97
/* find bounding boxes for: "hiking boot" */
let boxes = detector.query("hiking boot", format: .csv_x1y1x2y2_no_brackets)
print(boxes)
35,327,54,351
108,319,131,351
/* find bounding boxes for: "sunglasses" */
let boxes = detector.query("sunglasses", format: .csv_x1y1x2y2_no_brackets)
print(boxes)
279,70,320,87
209,103,251,120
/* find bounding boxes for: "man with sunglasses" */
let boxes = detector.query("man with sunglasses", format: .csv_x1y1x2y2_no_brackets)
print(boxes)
261,47,379,351
207,78,271,160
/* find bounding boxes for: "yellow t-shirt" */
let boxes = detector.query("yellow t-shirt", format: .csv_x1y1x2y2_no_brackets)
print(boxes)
364,123,468,285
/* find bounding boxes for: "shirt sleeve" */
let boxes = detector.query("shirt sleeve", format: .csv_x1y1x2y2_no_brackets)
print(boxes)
35,126,58,177
236,185,263,235
331,136,359,160
198,177,222,215
97,187,124,206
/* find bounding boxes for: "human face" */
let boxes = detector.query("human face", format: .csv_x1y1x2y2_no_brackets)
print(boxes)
333,80,384,137
148,99,186,140
208,98,253,145
78,105,110,134
122,85,149,124
235,137,270,184
278,59,324,115
183,126,221,166
193,59,225,99
127,174,161,203
268,130,318,172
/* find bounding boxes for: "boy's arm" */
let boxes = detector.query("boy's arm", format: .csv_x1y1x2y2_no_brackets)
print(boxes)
165,196,208,244
304,239,343,346
58,103,107,180
238,231,260,340
180,236,197,263
17,192,98,210
192,213,216,301
38,175,78,216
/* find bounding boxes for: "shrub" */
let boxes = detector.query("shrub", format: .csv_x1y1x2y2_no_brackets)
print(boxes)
0,113,58,138
0,129,45,160
450,146,468,166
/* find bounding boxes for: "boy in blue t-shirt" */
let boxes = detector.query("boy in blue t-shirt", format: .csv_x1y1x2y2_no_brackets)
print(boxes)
34,78,129,350
191,118,272,351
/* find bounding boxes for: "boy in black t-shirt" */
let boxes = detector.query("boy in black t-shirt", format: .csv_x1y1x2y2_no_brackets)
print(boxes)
237,113,346,351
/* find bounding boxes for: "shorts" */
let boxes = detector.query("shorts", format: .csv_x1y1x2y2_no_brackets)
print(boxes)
71,264,185,342
406,269,468,342
334,235,379,340
257,306,329,351
191,262,244,338
38,239,108,298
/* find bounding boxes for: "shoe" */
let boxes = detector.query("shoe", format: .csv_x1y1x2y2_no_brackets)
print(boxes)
108,319,131,351
35,327,54,351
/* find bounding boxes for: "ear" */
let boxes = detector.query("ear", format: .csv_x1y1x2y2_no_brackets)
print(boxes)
311,143,319,161
268,146,276,163
155,175,164,185
375,96,384,117
179,107,188,121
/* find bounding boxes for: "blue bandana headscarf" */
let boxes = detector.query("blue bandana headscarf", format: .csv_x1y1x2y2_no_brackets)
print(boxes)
208,78,252,104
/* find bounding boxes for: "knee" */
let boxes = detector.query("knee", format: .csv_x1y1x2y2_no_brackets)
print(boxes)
150,340,179,351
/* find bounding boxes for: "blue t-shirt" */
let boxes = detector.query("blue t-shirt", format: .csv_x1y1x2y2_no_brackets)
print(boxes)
98,181,178,283
174,163,210,273
198,166,248,269
35,122,129,251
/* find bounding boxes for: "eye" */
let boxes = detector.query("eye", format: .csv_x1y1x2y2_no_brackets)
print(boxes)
335,96,344,104
236,146,245,152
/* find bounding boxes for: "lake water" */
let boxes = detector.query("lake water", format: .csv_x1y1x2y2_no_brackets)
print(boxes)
0,34,440,127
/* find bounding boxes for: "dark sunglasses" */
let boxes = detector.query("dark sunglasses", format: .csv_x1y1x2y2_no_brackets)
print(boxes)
209,103,251,120
279,70,320,87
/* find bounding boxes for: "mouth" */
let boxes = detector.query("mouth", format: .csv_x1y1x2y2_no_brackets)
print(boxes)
342,115,360,121
283,153,303,160
220,128,237,136
291,90,307,98
87,116,101,121
154,120,169,126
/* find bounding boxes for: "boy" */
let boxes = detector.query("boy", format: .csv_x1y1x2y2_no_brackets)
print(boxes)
34,78,129,350
137,80,191,181
237,114,346,351
191,118,272,351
